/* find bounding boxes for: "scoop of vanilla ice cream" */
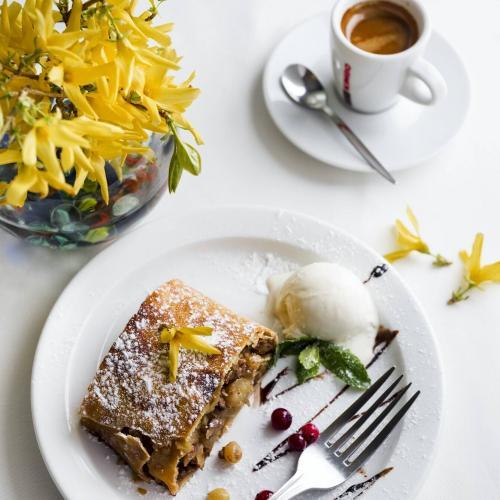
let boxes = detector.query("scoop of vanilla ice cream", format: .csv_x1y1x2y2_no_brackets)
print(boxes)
266,262,379,363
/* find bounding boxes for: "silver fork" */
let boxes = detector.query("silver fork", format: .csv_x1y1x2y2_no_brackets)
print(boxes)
270,367,420,500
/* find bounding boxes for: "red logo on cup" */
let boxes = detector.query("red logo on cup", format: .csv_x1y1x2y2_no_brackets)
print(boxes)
343,63,351,91
343,63,352,106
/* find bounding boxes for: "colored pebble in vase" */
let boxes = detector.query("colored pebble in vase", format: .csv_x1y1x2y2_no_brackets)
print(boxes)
0,141,171,249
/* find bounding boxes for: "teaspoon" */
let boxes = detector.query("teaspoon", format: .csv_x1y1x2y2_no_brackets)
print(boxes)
280,64,395,184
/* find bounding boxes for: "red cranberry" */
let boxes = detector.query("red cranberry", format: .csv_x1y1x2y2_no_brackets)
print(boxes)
271,408,292,430
287,432,307,451
300,422,320,444
255,491,273,500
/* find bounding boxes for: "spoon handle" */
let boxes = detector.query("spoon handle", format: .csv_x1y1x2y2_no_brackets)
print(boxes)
322,107,396,184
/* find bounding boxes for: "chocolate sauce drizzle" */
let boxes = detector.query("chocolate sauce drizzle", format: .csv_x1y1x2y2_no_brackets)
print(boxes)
252,327,399,472
271,371,326,400
260,368,289,403
367,327,399,369
332,467,393,499
363,264,389,284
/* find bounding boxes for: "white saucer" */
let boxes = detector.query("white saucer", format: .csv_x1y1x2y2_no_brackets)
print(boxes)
263,13,470,173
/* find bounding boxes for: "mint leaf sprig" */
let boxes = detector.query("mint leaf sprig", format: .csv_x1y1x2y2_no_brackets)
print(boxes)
297,344,321,384
273,338,371,390
272,337,316,365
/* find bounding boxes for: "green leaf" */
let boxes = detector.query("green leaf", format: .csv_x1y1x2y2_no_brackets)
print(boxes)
167,131,202,193
296,344,321,384
168,145,183,193
319,342,370,390
175,139,201,176
297,359,320,384
298,344,320,370
272,337,316,365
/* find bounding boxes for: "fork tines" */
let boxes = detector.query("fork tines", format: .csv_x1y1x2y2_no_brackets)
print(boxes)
322,367,420,471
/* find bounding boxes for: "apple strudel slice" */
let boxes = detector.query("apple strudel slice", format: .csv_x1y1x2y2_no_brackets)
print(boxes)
80,279,277,495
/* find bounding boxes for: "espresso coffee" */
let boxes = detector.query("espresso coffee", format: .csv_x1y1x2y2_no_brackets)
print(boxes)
341,1,419,55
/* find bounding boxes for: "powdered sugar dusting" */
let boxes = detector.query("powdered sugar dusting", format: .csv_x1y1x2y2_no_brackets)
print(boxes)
81,280,271,446
231,252,299,294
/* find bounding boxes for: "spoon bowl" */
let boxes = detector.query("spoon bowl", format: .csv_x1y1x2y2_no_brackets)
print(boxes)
280,64,328,110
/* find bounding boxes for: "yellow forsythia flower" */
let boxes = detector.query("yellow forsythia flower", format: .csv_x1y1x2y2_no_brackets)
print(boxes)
448,233,500,304
159,326,220,382
0,0,201,206
384,207,451,267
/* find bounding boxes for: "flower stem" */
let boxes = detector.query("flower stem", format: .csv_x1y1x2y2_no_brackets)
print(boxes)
4,88,62,99
432,253,452,267
62,0,101,23
418,249,452,267
448,283,475,305
0,88,29,139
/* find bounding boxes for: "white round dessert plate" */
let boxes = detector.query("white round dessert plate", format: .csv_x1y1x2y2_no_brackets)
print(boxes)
263,13,470,173
32,206,443,500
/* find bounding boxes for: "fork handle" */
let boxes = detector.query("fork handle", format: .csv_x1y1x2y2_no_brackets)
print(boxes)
270,471,310,500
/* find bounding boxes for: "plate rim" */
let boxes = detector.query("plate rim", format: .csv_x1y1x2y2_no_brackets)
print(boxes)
31,205,444,500
262,11,471,173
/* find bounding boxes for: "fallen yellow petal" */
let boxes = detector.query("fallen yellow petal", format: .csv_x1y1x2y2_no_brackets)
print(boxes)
395,220,422,249
406,206,420,234
384,249,412,263
468,233,483,280
459,250,469,264
477,262,500,283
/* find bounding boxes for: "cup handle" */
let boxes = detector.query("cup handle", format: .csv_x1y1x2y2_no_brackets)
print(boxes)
400,58,447,105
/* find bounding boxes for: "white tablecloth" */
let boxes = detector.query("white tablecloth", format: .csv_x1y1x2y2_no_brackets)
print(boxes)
1,0,499,498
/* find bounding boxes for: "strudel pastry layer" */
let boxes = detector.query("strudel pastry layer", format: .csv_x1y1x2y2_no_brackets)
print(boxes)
80,279,277,495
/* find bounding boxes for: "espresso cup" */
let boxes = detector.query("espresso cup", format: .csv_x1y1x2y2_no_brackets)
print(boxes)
330,0,447,113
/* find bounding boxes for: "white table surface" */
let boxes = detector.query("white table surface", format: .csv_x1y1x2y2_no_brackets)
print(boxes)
1,0,499,498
